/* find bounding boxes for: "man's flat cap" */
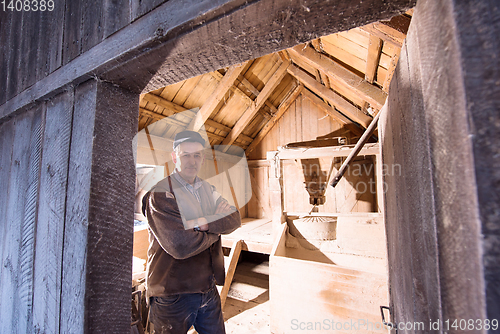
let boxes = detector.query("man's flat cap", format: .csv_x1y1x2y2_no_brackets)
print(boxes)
173,130,206,149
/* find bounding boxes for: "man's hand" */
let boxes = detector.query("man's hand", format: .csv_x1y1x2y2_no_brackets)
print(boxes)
215,200,233,214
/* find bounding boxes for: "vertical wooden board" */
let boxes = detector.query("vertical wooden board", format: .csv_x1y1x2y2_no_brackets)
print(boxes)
103,0,131,38
17,106,44,334
6,11,23,100
81,0,103,53
381,43,416,329
84,81,137,333
130,0,168,21
0,119,15,324
399,16,442,325
282,98,291,144
317,107,330,138
59,80,98,334
37,0,65,79
32,90,74,334
62,0,83,65
0,110,36,333
19,8,41,90
0,11,12,104
294,99,302,142
301,96,312,142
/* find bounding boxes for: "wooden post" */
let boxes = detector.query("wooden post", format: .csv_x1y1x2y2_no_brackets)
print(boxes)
220,239,243,309
268,151,284,239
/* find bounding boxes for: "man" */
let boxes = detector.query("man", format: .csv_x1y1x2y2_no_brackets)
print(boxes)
142,130,241,334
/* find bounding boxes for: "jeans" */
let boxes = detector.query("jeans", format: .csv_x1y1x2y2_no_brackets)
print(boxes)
149,284,226,334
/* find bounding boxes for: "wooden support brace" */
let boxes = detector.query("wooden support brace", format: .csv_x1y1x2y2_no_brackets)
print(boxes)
220,239,243,309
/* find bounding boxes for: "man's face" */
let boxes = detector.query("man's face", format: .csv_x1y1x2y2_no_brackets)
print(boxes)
172,142,205,182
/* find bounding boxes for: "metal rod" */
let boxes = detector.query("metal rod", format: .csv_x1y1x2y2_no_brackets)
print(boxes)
329,108,383,188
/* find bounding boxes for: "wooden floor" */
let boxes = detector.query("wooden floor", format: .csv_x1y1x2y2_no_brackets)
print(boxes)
221,218,273,254
189,252,271,334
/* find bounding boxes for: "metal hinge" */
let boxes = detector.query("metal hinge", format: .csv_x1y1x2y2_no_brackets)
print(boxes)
381,306,397,333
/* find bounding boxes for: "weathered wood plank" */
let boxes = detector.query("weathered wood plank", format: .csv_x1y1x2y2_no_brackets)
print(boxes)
17,106,44,334
37,0,65,78
32,90,74,334
188,61,249,131
221,61,289,150
19,8,41,90
0,110,36,333
0,119,15,331
6,11,23,100
63,0,83,65
59,80,97,334
288,45,387,109
454,0,500,321
84,81,137,333
246,85,302,154
0,11,12,104
365,36,383,83
81,0,104,53
287,65,372,128
220,239,243,309
130,0,168,21
103,0,131,38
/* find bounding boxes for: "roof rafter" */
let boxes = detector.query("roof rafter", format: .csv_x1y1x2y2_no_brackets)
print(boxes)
287,64,372,128
360,22,406,48
246,84,303,154
141,93,189,115
301,89,364,136
365,36,383,84
220,60,290,151
187,60,250,132
288,44,387,110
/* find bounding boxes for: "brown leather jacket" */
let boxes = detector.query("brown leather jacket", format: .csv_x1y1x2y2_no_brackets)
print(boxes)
142,174,240,300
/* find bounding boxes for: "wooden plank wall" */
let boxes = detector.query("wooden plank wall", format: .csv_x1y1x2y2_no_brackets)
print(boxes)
0,0,171,105
246,93,376,218
380,0,500,328
247,94,343,160
0,79,137,333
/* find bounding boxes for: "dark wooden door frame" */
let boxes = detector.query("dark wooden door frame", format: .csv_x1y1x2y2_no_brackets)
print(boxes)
81,1,418,332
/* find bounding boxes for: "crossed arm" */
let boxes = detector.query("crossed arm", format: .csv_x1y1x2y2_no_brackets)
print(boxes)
144,190,241,260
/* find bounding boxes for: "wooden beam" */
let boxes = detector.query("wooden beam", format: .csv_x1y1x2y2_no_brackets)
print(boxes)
139,108,188,127
246,85,302,154
301,89,364,136
360,22,405,48
204,119,253,143
288,45,387,110
210,71,252,104
188,61,249,132
139,107,255,143
365,36,383,83
383,51,401,92
287,64,372,128
141,93,188,114
220,240,243,309
221,61,290,150
276,143,380,159
237,74,278,114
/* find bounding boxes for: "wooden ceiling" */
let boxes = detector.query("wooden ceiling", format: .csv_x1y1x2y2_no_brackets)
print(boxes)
138,10,412,157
